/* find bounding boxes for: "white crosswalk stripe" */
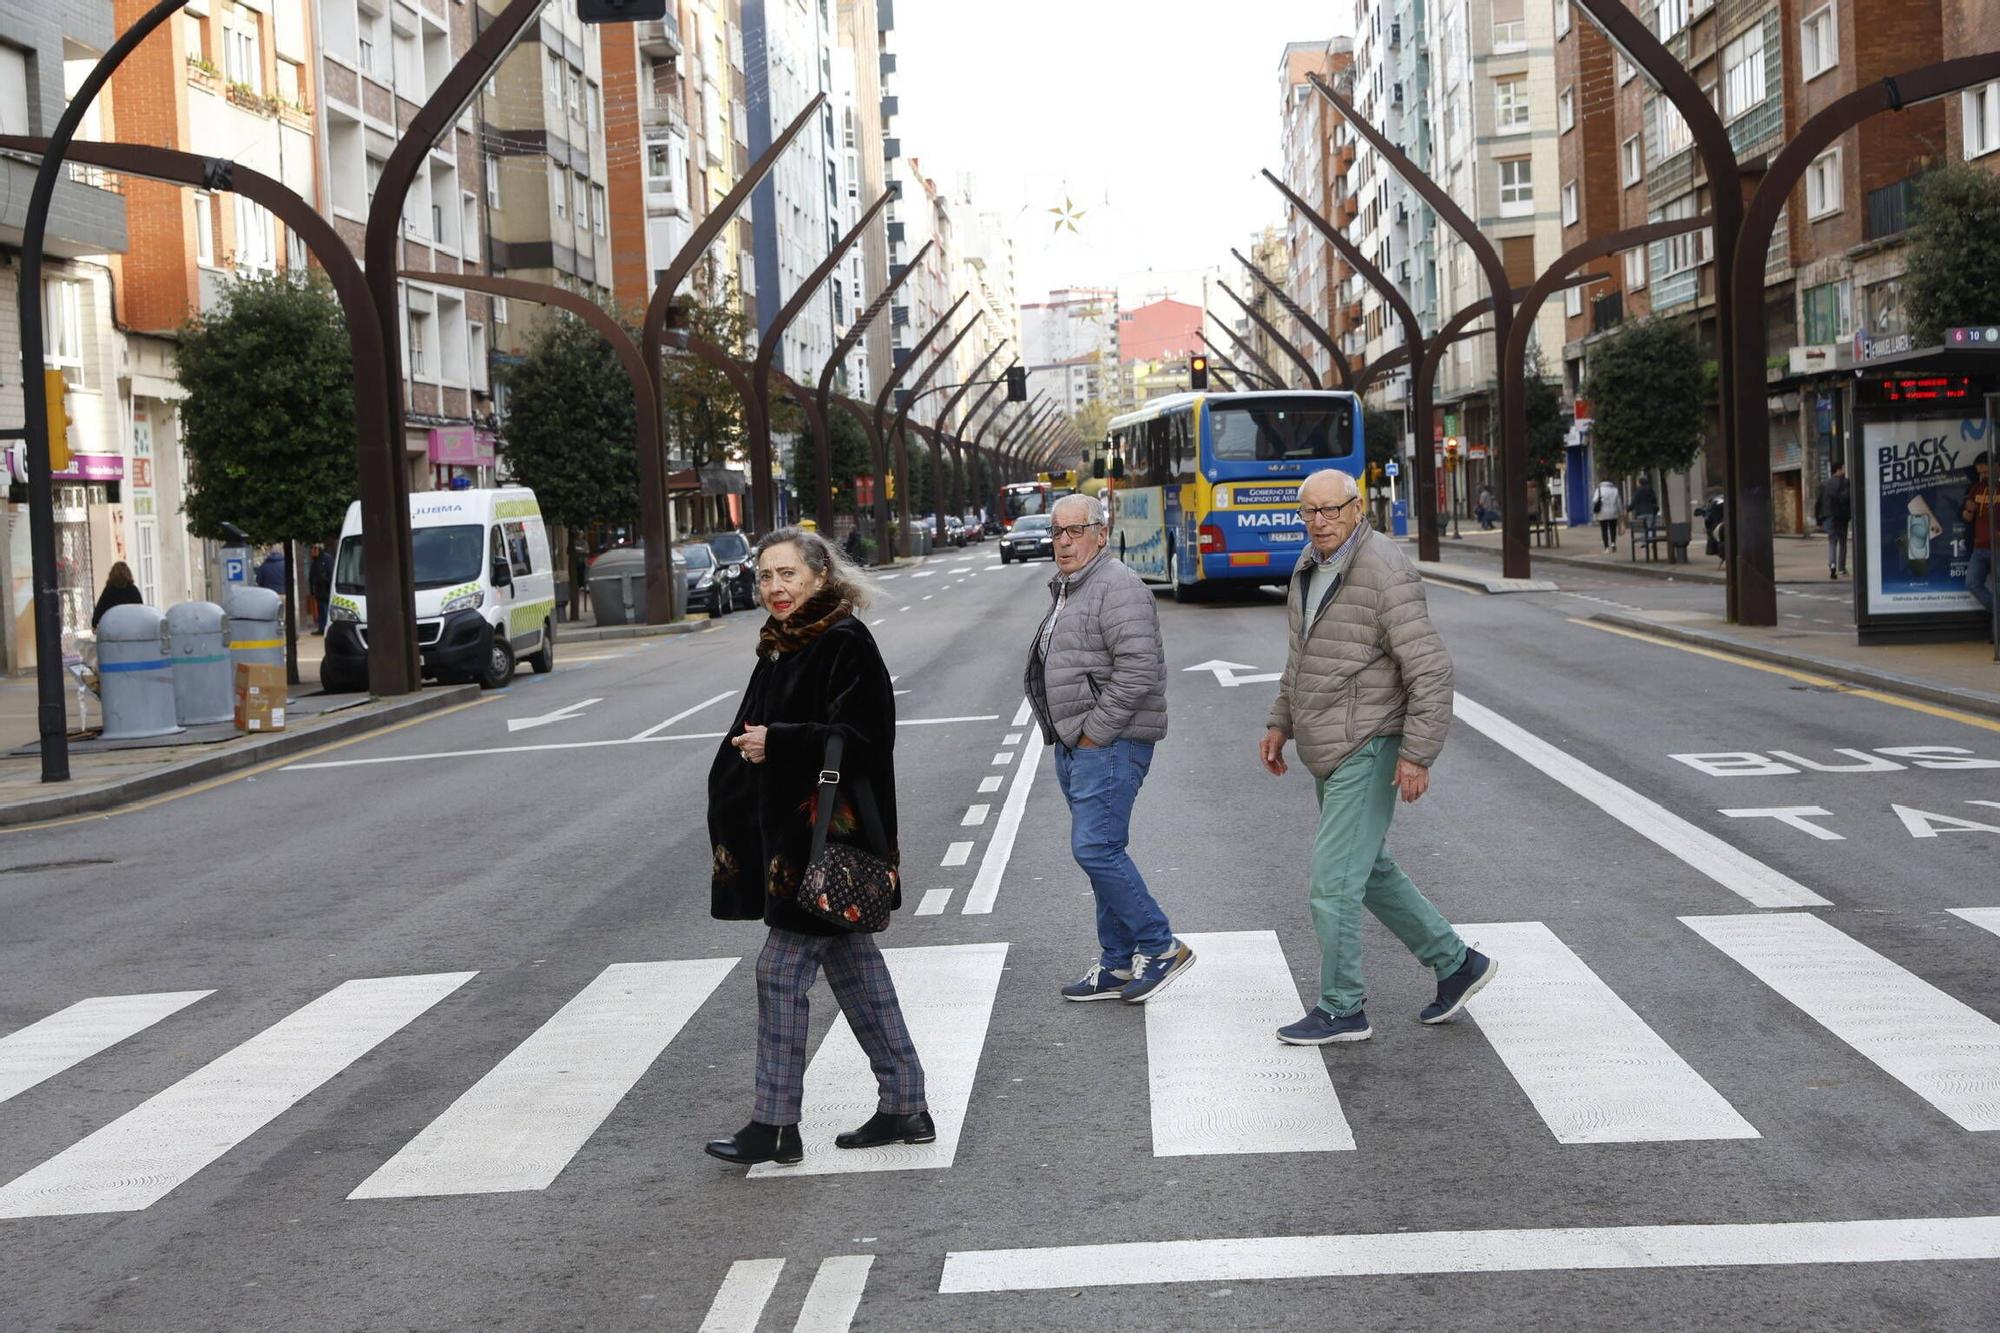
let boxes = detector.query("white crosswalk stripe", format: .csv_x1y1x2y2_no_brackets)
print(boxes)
350,959,737,1199
1685,912,2000,1131
1460,922,1758,1144
1148,931,1353,1156
0,990,212,1108
0,973,473,1218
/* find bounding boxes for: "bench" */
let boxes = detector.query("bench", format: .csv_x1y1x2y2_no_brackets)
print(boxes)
1627,516,1693,563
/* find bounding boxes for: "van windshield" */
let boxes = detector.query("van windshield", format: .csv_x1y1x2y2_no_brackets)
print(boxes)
334,524,487,594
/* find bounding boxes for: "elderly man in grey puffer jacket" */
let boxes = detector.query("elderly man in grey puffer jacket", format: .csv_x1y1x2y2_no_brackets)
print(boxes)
1257,468,1495,1045
1026,493,1195,1005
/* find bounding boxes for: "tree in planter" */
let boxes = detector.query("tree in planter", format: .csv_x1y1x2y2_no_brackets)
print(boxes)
788,404,874,524
495,312,641,550
1580,315,1708,529
1522,344,1568,523
1906,162,2000,347
175,270,357,683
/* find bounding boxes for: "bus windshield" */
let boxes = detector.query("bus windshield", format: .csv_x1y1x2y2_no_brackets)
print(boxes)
334,524,486,594
1207,402,1354,462
1003,485,1050,519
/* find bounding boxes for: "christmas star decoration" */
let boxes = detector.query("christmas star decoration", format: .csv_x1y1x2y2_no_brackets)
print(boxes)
1047,195,1087,234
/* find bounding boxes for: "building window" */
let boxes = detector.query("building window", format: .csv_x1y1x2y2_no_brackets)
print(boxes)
1562,181,1579,226
586,81,600,128
469,322,488,393
1722,25,1766,122
1492,0,1525,52
1624,246,1647,290
590,183,607,236
1656,0,1689,40
1655,194,1704,277
1806,148,1842,219
194,192,214,264
550,163,565,217
1801,5,1837,81
1498,158,1533,216
234,195,276,272
1617,53,1635,85
485,153,500,207
1622,135,1643,186
566,68,581,117
1964,82,2000,160
1495,77,1530,134
1565,284,1583,318
225,23,260,92
42,278,86,386
1657,96,1693,159
1556,0,1571,38
1803,281,1851,345
646,138,670,187
1558,88,1574,134
492,295,508,324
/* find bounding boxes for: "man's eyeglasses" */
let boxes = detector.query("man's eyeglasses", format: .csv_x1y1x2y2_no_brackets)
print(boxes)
1298,498,1360,522
1051,522,1102,540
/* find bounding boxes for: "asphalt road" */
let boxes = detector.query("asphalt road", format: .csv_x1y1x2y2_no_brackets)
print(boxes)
2,541,1997,1332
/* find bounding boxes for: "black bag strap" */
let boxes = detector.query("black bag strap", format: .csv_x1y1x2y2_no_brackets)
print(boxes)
811,734,892,861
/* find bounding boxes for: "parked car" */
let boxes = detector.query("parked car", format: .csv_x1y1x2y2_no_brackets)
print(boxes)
701,530,757,611
676,542,727,616
943,515,966,547
961,513,986,542
999,513,1054,563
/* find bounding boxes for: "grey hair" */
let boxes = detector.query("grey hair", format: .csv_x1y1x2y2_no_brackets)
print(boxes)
753,526,877,609
1051,492,1106,527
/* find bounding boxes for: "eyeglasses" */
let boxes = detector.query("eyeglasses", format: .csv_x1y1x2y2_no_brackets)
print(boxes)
1297,498,1360,522
1051,522,1102,540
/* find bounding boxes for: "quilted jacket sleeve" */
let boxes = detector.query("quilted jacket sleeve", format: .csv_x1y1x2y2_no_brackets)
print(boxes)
1379,563,1453,767
1082,571,1164,744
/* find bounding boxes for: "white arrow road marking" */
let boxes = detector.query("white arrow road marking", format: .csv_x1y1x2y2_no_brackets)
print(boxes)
506,698,603,733
1182,660,1281,687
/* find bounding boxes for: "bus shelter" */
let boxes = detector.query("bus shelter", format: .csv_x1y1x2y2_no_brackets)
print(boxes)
1845,342,1998,646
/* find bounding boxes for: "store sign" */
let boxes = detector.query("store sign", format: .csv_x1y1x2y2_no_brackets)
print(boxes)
427,426,497,466
1860,417,1984,617
54,453,124,482
1856,375,1977,407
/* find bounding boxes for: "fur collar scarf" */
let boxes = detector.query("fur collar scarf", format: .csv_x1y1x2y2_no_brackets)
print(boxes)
757,586,852,659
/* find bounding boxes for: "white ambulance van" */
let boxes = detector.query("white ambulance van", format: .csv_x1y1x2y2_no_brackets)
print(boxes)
322,487,556,691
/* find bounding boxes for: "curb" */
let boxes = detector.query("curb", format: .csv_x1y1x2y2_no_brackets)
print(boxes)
0,684,481,829
1410,536,1726,585
560,618,714,645
1591,612,2000,721
1414,561,1560,594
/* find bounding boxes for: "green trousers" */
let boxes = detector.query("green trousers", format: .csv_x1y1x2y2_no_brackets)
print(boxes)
1308,735,1467,1017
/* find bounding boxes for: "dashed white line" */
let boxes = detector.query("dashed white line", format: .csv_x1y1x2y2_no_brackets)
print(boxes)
991,751,1014,766
941,841,974,867
961,804,991,827
978,775,1002,793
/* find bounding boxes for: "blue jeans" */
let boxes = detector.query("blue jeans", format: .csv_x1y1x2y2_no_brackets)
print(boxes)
1053,738,1175,970
1968,548,1996,615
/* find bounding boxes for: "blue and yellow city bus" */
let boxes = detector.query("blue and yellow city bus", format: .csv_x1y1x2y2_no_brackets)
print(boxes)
1105,390,1365,598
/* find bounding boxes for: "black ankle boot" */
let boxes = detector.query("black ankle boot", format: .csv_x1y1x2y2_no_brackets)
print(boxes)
704,1120,803,1166
835,1110,936,1150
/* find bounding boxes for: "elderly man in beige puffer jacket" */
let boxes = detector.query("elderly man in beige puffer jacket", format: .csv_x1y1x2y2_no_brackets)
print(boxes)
1257,468,1496,1046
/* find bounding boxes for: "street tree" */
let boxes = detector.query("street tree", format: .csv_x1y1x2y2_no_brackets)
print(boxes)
1069,400,1116,453
787,407,873,522
662,266,753,470
495,311,640,542
1363,407,1401,469
1523,344,1567,520
1580,315,1707,525
1906,162,2000,346
175,269,357,682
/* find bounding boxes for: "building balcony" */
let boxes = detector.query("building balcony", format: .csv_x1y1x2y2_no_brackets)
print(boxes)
880,52,897,78
1591,290,1623,333
883,136,901,160
643,97,688,134
1864,176,1920,243
637,14,680,57
1336,142,1356,172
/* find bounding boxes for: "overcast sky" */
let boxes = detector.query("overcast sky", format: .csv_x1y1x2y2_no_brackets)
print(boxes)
889,1,1354,310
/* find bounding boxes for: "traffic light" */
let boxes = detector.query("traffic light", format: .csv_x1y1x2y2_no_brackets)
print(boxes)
1189,355,1208,391
43,369,72,474
887,471,896,502
576,0,667,22
1005,365,1027,401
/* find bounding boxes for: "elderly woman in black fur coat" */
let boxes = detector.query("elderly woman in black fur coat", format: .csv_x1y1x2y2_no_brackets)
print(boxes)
703,527,931,1168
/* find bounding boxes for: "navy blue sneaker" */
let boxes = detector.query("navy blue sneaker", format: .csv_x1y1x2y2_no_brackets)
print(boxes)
1120,942,1196,1003
1277,1007,1372,1045
1420,949,1497,1024
1061,962,1131,1001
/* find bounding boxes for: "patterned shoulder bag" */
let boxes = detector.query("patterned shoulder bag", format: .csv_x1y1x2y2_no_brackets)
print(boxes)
795,734,898,932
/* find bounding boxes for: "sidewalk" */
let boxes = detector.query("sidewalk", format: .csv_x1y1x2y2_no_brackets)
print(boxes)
1416,526,2000,722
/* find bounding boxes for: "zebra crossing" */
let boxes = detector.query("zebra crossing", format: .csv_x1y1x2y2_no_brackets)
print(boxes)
2,910,1998,1220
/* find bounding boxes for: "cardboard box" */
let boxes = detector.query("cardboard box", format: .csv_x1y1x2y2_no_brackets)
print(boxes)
233,662,288,733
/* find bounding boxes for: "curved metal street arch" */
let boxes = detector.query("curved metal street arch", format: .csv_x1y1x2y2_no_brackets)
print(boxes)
1229,247,1355,391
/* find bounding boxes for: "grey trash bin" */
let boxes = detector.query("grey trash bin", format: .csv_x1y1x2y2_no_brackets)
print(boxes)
224,586,285,669
589,548,647,626
165,600,233,725
96,605,184,741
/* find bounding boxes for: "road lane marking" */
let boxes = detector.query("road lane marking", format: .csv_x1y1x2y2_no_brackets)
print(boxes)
1002,732,1022,746
990,752,1013,766
1011,699,1032,727
937,1215,2000,1293
507,697,603,734
915,888,953,915
749,944,1008,1177
1683,912,2000,1131
1459,921,1758,1144
1149,932,1353,1157
794,1255,875,1332
961,804,990,826
900,606,912,613
349,959,736,1199
0,973,475,1218
0,991,213,1107
1573,619,2000,735
922,595,933,601
697,1258,785,1333
871,618,886,626
964,727,1042,915
941,841,974,866
631,690,737,741
1452,692,1830,909
978,776,1002,793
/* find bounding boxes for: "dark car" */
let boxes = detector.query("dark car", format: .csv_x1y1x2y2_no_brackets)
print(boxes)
943,515,967,547
999,513,1054,563
701,530,757,612
676,542,726,616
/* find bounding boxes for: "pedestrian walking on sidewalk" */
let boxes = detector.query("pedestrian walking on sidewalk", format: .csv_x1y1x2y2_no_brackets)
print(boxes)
1258,469,1496,1046
1816,462,1852,580
91,562,142,628
1475,485,1495,530
704,527,930,1168
1963,451,1995,617
1593,479,1623,550
1028,493,1195,1005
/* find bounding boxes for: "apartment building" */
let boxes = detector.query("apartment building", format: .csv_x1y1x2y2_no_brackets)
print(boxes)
1021,288,1120,413
0,0,129,666
1946,0,2000,171
742,0,837,377
833,0,890,401
317,0,495,490
1277,39,1354,388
